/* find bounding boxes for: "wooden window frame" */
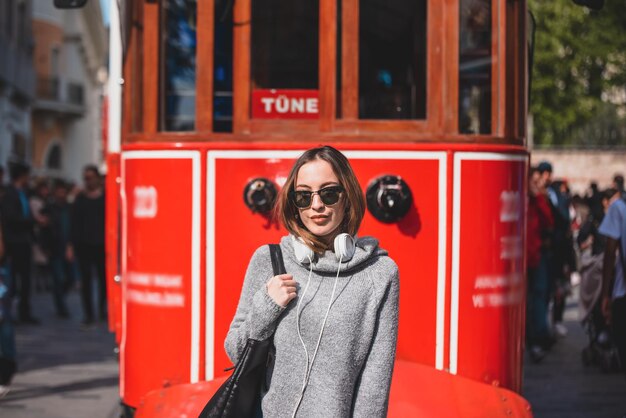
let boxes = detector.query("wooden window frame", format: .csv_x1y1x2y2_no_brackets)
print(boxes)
196,0,215,133
454,0,507,138
233,0,444,137
124,0,144,135
335,0,441,134
124,0,521,143
504,0,526,144
493,0,506,138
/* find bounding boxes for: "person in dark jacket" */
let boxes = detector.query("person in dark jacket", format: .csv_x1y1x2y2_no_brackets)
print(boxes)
0,162,38,325
0,174,18,395
0,166,6,203
548,179,577,338
47,180,73,318
68,165,106,327
526,166,554,362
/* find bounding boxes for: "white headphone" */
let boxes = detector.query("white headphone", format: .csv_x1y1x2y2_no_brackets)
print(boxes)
291,233,356,263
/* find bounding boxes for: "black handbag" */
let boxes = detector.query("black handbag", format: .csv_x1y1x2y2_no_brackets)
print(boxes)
198,244,285,418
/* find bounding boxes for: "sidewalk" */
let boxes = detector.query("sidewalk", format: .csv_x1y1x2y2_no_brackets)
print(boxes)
2,282,624,417
523,289,626,418
0,289,120,418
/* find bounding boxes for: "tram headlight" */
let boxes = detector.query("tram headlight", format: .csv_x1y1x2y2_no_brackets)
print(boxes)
366,175,413,223
243,178,278,214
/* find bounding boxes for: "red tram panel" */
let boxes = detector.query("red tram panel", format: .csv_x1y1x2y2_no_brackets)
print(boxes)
206,150,446,380
451,154,528,391
121,152,201,405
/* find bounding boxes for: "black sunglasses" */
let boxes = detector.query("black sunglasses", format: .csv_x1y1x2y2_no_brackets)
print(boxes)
290,186,344,209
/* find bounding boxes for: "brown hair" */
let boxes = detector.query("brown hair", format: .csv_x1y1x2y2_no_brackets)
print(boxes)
274,146,365,253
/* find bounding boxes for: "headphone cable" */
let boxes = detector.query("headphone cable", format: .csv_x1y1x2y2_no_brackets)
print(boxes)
292,255,342,418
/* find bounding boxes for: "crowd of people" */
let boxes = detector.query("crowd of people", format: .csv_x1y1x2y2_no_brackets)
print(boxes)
0,161,106,395
526,161,625,375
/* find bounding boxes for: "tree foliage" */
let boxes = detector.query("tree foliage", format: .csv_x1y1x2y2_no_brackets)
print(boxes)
529,0,626,146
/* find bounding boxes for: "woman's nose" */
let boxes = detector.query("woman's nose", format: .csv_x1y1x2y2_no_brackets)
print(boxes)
311,193,324,210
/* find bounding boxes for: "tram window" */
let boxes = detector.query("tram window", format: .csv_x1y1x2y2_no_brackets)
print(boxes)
160,0,197,132
358,0,427,120
251,0,319,90
459,0,491,134
214,0,233,132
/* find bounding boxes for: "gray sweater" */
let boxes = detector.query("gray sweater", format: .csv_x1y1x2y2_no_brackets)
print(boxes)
225,235,399,417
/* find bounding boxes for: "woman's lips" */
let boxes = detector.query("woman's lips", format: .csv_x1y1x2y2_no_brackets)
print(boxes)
310,215,329,224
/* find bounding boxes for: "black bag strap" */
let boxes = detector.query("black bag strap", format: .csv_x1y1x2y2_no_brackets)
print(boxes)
269,244,286,276
198,244,285,418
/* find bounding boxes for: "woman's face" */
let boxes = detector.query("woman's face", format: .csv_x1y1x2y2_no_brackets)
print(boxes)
295,159,346,243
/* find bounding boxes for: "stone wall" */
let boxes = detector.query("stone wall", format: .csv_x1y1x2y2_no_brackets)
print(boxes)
530,149,626,195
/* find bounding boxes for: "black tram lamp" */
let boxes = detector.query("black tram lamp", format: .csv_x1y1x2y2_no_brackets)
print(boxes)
572,0,604,10
243,178,278,214
366,175,413,224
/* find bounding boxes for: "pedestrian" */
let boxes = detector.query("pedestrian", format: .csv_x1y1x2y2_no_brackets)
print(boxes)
30,179,52,292
577,189,618,351
68,165,106,327
0,162,39,325
598,189,626,377
549,179,576,338
578,188,618,259
526,166,554,362
0,165,6,203
225,146,399,417
0,202,17,397
613,174,625,198
586,182,604,225
47,180,73,318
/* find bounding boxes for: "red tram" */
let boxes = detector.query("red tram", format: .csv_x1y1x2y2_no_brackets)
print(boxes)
98,0,538,415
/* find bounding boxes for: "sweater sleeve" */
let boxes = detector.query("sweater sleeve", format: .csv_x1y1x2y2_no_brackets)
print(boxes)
352,266,400,417
224,245,286,363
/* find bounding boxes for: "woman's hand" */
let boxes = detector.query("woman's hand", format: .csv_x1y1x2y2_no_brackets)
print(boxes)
266,274,297,308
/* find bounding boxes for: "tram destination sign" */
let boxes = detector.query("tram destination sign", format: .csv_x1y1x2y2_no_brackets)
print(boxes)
252,89,319,119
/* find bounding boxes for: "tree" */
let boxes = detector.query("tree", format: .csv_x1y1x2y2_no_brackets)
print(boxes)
529,0,626,147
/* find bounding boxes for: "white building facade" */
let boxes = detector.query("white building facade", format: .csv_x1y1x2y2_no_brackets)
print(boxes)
32,1,107,183
0,0,35,173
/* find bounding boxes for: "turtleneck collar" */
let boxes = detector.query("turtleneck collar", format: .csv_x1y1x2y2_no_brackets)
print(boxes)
280,234,387,274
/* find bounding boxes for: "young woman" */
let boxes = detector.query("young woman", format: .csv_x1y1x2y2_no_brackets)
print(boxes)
225,146,399,417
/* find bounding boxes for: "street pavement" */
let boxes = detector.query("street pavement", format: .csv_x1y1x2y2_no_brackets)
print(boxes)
0,289,120,418
523,290,626,418
0,282,625,417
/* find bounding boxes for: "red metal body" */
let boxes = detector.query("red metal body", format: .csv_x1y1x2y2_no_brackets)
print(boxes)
115,142,528,409
107,0,532,414
134,360,532,418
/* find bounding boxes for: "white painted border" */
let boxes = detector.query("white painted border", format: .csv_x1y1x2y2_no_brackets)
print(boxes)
121,150,202,384
206,150,448,379
449,152,528,375
119,153,128,398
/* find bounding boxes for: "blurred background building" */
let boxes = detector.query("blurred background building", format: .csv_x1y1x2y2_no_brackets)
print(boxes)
31,1,108,182
0,0,35,170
